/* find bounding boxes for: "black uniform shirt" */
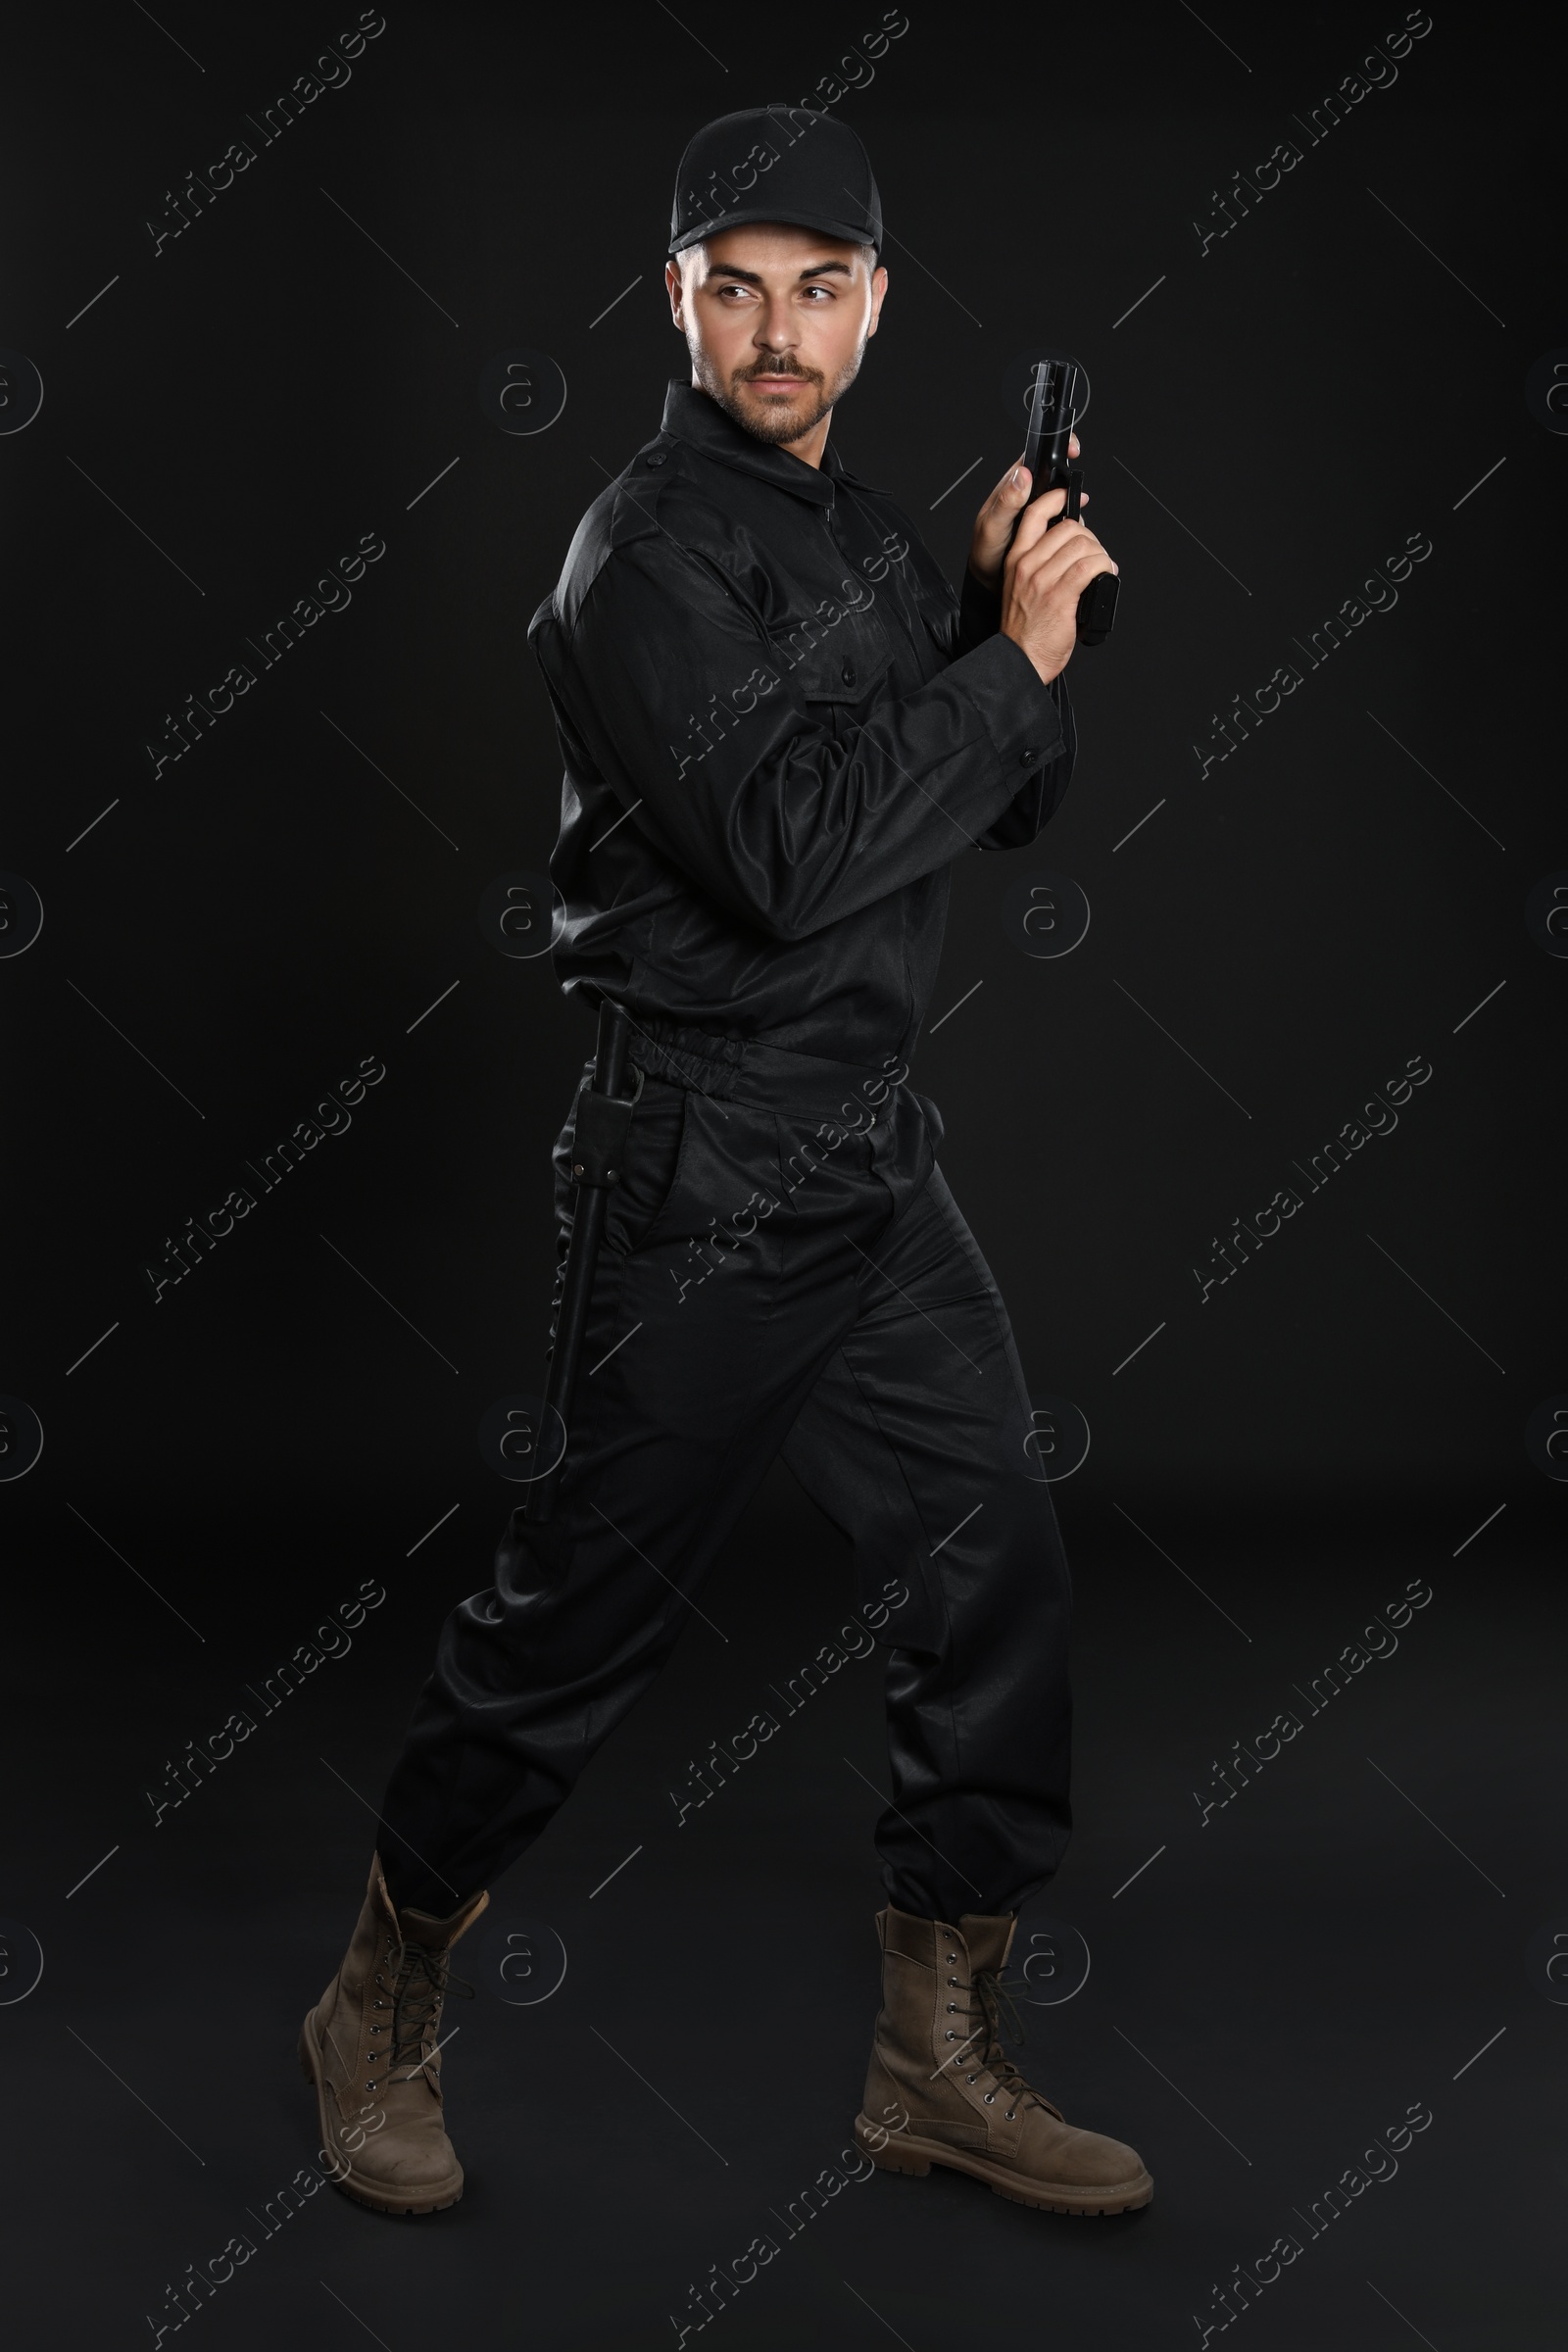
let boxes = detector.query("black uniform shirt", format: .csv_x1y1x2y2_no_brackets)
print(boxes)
528,380,1076,1069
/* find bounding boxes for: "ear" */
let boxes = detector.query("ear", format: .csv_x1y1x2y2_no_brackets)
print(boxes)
665,257,685,328
867,262,888,335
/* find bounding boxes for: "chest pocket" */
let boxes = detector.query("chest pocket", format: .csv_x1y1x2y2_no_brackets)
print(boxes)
779,606,898,720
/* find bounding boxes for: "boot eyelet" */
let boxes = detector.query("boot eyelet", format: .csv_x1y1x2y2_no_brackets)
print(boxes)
984,2091,996,2103
1005,2109,1016,2121
945,2031,957,2040
946,2002,957,2013
966,2074,978,2084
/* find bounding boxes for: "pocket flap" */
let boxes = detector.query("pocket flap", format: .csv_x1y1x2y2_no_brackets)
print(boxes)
779,615,896,706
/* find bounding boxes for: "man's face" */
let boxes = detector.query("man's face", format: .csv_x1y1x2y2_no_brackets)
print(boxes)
666,223,887,450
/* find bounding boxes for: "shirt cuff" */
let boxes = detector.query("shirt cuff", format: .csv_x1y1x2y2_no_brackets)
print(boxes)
943,628,1067,776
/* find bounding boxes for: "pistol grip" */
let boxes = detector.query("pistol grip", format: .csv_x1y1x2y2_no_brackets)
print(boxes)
1076,571,1119,646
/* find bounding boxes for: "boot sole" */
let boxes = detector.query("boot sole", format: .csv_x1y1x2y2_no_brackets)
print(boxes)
854,2114,1152,2217
298,2013,465,2216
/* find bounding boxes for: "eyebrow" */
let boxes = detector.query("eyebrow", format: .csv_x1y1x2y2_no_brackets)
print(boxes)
703,260,855,284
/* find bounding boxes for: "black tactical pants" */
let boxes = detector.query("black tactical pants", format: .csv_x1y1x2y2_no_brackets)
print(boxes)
377,1024,1074,1923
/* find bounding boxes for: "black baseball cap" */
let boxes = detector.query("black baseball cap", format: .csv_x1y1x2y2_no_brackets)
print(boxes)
669,106,883,259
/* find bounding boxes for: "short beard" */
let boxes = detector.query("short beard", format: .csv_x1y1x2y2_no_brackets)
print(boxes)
693,342,864,448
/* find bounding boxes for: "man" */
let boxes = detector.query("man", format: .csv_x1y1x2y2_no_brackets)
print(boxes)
301,105,1152,2222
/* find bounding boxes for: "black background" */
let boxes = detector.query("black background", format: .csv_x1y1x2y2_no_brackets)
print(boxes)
2,3,1562,2346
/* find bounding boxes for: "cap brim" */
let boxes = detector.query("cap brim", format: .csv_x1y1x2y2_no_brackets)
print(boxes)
669,204,879,256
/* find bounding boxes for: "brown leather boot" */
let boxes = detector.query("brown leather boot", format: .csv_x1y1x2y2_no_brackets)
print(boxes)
854,1904,1152,2216
299,1854,489,2215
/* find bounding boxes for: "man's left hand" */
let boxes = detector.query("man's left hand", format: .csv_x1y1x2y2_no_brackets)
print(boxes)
966,435,1083,594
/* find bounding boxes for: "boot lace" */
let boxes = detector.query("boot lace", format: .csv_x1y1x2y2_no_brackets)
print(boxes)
969,1967,1064,2125
383,1941,474,2084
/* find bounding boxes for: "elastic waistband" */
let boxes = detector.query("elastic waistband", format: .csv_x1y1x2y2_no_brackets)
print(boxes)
624,1015,907,1119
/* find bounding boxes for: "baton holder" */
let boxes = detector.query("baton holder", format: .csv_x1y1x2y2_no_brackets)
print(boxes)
520,1000,643,1528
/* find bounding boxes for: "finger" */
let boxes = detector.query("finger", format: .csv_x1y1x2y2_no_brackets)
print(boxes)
1023,541,1117,610
1005,514,1081,596
972,462,1035,574
1067,431,1080,461
1013,515,1106,585
983,457,1031,514
1004,485,1070,561
1050,539,1116,589
1048,548,1119,605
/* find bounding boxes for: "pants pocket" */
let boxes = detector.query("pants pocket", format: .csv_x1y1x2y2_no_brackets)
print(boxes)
604,1077,693,1253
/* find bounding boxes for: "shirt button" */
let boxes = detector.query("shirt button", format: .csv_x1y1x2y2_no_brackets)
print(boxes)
1020,747,1038,765
646,452,666,467
841,661,857,686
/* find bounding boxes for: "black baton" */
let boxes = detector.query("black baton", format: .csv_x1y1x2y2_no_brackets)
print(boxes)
523,995,643,1526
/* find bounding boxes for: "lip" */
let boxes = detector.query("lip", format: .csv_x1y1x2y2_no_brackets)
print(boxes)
745,375,809,389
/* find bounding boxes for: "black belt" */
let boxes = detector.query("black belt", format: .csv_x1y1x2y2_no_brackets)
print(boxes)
624,1014,907,1123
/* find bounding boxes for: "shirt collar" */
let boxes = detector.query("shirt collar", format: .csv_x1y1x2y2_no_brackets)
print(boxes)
659,380,884,507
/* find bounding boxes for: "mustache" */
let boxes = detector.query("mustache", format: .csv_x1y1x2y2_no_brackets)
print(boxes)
738,359,820,384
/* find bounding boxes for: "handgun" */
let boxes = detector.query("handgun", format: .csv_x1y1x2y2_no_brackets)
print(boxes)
1019,358,1118,647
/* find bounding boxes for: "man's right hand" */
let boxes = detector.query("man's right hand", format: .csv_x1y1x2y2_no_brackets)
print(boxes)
999,477,1118,686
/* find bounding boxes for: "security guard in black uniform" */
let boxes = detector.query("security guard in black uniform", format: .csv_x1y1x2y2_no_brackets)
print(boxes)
300,105,1152,2224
